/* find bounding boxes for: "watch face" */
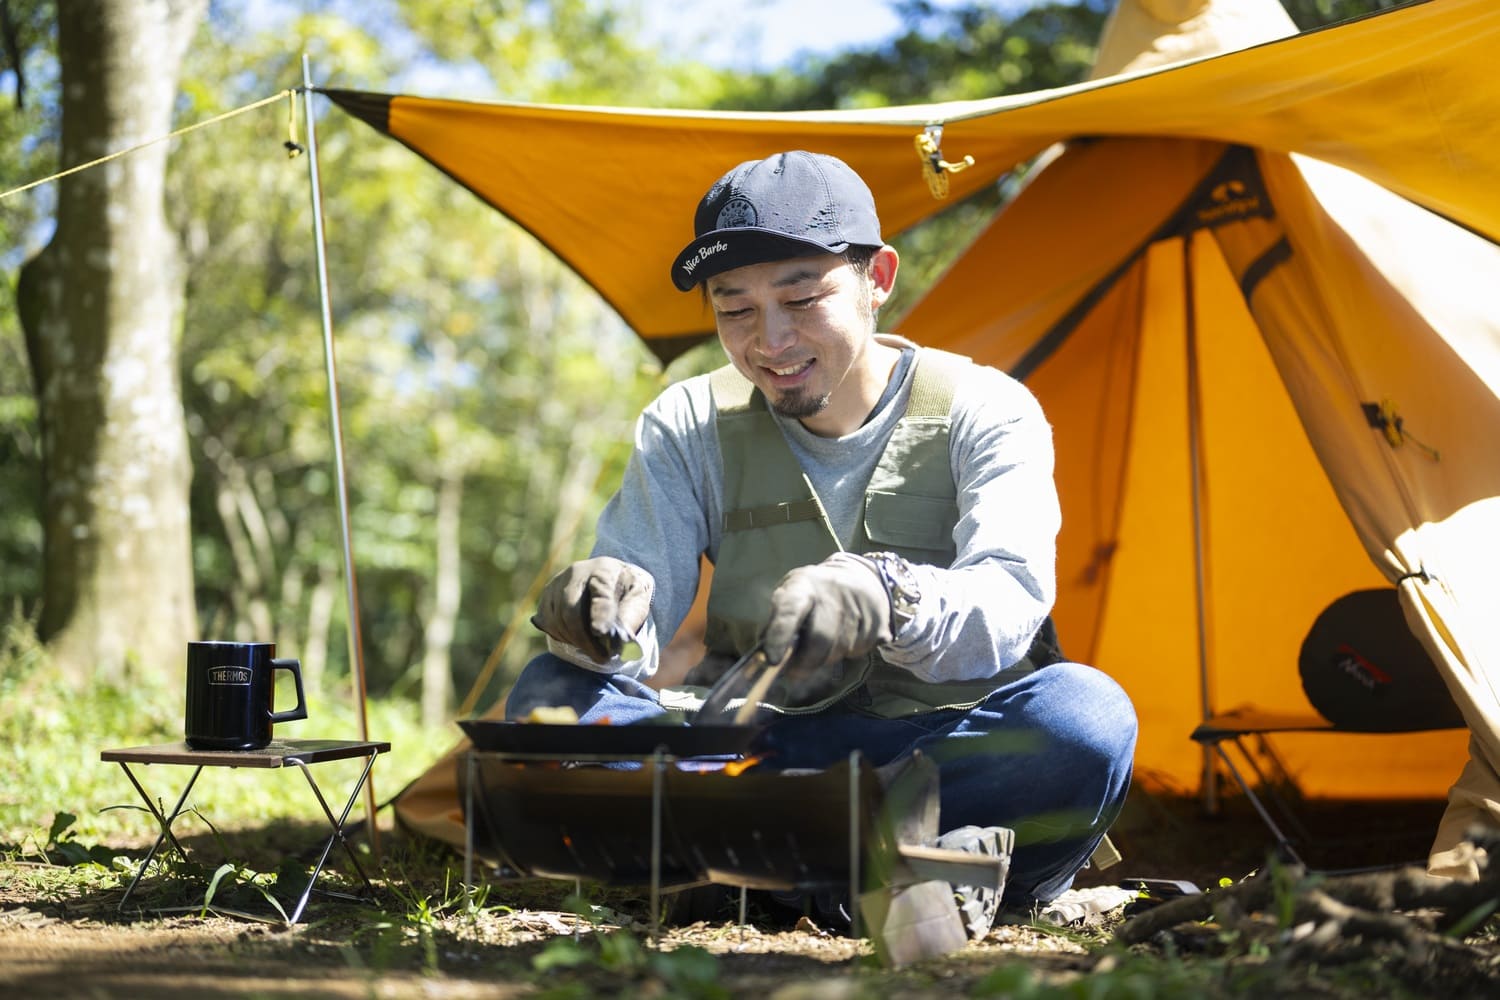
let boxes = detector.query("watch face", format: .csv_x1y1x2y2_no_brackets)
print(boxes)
870,552,919,625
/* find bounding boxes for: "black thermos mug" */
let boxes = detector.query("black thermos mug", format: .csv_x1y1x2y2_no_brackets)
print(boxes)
184,641,307,750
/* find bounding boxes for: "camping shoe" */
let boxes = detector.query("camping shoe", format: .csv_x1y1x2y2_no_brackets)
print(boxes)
1035,884,1140,926
935,824,1014,940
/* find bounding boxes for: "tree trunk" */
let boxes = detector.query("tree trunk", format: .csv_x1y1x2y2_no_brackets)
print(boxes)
16,0,206,681
420,469,463,729
303,563,338,693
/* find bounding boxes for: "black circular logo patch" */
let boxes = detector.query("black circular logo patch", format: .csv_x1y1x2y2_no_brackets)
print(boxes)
717,196,758,229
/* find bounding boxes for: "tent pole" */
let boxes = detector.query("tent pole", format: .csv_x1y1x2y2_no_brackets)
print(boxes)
301,55,379,854
1183,233,1218,816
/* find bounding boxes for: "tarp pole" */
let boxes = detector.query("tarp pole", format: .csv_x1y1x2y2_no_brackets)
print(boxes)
1183,232,1218,815
301,54,379,853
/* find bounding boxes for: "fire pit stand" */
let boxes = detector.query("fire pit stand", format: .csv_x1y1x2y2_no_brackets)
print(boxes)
459,748,882,939
458,745,1007,963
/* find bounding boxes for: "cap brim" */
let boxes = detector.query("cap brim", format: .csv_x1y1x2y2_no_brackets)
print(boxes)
671,229,850,292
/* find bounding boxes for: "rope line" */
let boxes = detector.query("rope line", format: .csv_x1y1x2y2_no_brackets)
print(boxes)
0,88,299,202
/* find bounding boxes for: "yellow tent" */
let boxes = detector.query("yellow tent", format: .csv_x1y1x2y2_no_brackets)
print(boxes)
327,0,1500,875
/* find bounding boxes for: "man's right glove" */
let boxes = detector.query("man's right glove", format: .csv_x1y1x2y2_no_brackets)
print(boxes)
760,552,893,687
531,557,653,664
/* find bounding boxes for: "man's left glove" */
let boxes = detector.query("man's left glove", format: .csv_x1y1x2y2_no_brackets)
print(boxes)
760,552,892,681
531,557,654,664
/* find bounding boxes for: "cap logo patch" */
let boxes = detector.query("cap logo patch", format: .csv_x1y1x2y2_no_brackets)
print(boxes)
716,196,758,229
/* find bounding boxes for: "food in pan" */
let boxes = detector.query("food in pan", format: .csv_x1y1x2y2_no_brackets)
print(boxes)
521,706,580,725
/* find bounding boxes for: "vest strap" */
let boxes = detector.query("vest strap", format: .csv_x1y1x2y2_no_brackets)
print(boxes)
724,498,824,533
904,348,967,418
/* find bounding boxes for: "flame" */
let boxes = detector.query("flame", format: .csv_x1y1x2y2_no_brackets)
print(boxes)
724,756,762,777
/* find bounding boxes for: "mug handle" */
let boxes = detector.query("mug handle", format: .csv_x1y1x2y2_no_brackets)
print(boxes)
270,657,308,723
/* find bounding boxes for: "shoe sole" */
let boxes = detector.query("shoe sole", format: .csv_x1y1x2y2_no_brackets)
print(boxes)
935,825,1014,940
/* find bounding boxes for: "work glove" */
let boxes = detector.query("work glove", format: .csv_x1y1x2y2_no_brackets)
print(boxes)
760,552,892,697
531,557,654,664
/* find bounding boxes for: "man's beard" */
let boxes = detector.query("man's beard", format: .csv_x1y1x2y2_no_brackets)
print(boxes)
770,387,830,419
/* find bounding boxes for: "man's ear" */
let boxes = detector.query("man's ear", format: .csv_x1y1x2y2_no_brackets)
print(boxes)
869,245,899,306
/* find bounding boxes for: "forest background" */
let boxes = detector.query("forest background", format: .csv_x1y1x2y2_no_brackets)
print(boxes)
0,0,1394,752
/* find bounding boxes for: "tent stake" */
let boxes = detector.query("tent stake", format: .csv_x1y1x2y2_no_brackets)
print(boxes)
301,54,378,854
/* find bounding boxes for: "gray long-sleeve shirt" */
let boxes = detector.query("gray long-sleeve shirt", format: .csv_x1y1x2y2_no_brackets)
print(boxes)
551,336,1062,685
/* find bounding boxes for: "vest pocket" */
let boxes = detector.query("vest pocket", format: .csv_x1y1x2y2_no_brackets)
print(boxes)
864,490,958,556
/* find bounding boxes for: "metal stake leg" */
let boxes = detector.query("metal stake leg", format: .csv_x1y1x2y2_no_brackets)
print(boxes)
848,751,861,939
1212,745,1307,867
464,753,476,896
649,751,664,945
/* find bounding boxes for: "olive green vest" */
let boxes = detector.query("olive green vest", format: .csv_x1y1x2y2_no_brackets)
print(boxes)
704,348,1025,718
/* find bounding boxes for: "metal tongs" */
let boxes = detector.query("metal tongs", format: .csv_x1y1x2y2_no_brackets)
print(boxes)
694,641,789,726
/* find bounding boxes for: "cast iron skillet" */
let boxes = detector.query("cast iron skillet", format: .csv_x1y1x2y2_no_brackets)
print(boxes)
458,718,758,758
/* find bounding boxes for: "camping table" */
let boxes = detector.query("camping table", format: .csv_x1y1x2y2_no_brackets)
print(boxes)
101,738,389,925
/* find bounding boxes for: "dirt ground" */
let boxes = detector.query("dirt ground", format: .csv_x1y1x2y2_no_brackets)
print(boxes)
2,788,1495,999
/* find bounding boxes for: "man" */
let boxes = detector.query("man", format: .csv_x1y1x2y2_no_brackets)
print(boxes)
510,150,1137,935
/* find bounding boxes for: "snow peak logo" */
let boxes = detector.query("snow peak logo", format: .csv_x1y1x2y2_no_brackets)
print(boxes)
209,665,253,685
680,239,730,277
1194,178,1262,227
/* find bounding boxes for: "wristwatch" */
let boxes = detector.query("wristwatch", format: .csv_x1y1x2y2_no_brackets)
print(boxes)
864,551,921,634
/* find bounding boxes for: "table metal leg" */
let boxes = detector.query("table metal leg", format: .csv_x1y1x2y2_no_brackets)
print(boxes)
284,751,380,924
114,751,381,926
117,763,204,912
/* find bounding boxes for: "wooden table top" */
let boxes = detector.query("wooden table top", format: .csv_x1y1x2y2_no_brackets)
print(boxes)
101,739,390,768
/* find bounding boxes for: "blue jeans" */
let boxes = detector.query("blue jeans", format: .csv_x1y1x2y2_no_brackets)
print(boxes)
506,654,1137,906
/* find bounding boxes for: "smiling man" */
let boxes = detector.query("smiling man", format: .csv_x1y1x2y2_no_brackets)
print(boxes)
511,151,1138,936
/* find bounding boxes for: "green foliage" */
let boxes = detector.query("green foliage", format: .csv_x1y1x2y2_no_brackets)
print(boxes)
382,858,503,927
715,1,1111,112
525,889,727,997
36,811,120,867
1445,897,1500,940
384,0,722,106
0,612,180,844
1280,0,1407,32
200,859,292,923
533,929,727,1000
972,962,1052,998
972,950,1230,998
1267,855,1311,930
0,1,55,617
